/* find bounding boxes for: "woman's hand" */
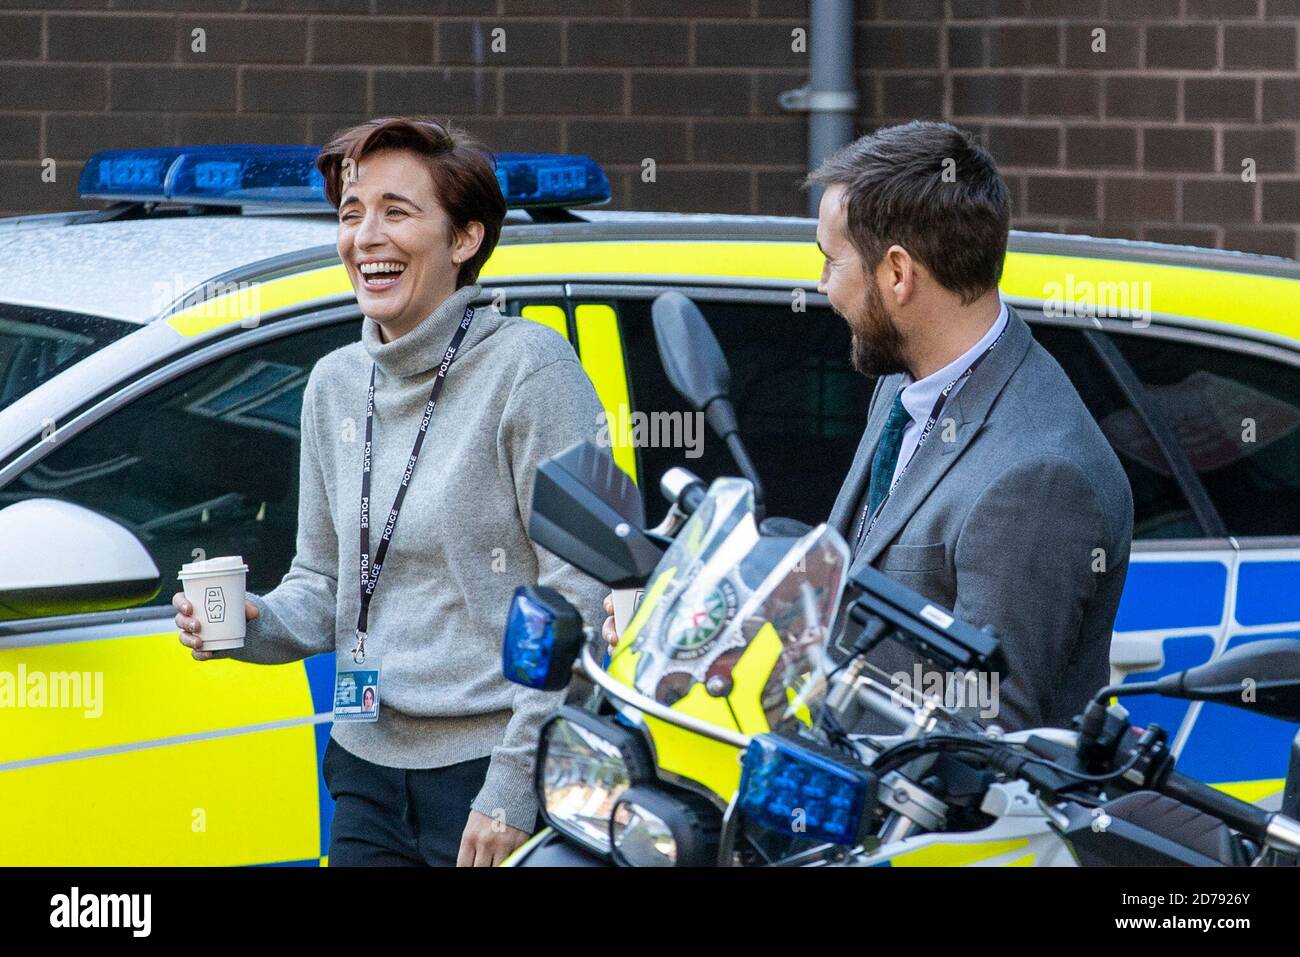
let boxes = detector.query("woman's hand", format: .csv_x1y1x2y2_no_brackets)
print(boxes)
601,592,619,649
457,809,529,867
173,591,258,660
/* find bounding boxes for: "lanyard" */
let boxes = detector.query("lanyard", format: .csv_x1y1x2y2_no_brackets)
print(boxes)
353,304,474,664
853,325,1006,554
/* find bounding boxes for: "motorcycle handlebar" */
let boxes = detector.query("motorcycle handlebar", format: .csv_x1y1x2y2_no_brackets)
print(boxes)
1026,732,1300,854
1159,770,1274,846
1160,770,1300,854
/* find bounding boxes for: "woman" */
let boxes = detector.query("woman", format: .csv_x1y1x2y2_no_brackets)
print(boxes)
173,117,608,866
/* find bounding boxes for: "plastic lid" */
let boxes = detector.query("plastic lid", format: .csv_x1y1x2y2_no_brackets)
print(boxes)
178,555,248,577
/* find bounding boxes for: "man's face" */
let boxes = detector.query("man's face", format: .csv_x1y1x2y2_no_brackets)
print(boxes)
336,148,461,332
816,184,908,378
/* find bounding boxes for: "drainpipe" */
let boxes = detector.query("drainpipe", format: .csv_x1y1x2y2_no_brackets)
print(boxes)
779,0,859,216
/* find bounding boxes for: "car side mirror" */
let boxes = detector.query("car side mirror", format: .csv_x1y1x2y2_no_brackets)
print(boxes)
0,499,161,620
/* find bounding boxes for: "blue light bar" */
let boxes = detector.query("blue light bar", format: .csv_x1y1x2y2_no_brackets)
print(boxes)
80,145,329,208
80,145,610,211
501,586,584,691
737,734,877,846
493,152,610,208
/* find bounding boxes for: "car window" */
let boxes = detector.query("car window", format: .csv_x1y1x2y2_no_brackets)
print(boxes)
1,317,361,605
0,304,134,409
617,297,1208,541
1107,331,1300,538
1030,323,1201,540
614,296,873,527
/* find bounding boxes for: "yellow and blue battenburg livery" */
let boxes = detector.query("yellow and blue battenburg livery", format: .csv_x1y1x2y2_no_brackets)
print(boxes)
0,634,336,866
1,144,1298,864
1113,552,1300,807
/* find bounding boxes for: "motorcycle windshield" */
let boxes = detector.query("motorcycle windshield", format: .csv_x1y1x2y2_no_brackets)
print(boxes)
612,477,851,737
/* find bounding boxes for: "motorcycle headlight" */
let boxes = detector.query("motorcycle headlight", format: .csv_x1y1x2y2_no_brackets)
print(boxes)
610,785,720,867
536,706,655,857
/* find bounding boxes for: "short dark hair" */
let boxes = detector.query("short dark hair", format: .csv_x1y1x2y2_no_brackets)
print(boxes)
805,121,1010,305
316,117,506,289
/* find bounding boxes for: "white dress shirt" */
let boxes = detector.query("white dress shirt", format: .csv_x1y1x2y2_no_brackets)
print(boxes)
888,297,1009,489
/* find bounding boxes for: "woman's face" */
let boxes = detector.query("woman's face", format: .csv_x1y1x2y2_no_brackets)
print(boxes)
336,148,478,339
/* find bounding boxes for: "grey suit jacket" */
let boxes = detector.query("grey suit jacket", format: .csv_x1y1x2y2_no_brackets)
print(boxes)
829,306,1134,732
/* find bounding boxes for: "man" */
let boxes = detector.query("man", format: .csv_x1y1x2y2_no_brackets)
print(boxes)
811,120,1133,731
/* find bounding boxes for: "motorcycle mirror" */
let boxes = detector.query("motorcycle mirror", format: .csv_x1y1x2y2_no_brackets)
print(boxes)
528,441,663,589
1156,638,1300,723
651,291,765,512
651,290,731,423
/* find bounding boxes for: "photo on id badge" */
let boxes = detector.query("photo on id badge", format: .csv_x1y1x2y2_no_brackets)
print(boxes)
334,662,380,722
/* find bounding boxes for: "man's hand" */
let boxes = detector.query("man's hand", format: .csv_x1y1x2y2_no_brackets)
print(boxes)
601,592,619,648
457,809,529,867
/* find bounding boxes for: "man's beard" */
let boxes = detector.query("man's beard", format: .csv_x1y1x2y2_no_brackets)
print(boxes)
845,279,908,378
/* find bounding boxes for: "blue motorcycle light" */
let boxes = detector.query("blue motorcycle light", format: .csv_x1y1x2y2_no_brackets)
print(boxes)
501,585,584,691
737,734,877,846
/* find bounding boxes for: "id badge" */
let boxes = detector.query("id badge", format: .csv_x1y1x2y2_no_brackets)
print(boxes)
334,658,380,722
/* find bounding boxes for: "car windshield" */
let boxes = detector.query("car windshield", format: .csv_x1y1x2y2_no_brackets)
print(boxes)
611,477,850,737
0,304,135,409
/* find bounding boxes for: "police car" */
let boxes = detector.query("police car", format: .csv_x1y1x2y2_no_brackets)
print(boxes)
1,145,1297,865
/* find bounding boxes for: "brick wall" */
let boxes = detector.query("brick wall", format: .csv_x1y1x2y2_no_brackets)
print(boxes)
1,0,1297,259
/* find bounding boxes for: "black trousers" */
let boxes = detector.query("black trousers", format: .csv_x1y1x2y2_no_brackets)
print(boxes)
322,736,491,867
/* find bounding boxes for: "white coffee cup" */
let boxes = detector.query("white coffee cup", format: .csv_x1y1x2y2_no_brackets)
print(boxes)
178,556,249,651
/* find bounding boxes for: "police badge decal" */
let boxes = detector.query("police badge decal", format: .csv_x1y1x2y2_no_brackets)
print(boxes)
665,579,739,660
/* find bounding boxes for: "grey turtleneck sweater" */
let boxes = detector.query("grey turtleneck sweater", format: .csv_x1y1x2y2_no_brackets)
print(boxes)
226,282,608,833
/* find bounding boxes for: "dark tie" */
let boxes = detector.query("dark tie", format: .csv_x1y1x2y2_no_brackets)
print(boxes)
865,391,911,519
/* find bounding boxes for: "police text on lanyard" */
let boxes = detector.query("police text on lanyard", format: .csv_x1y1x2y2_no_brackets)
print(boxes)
853,325,1006,553
352,303,474,664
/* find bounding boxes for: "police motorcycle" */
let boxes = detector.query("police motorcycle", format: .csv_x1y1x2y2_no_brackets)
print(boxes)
498,292,1300,868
